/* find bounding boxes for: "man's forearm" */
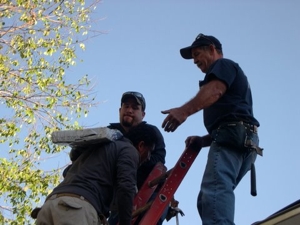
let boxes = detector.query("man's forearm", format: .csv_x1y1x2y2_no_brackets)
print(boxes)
181,80,226,117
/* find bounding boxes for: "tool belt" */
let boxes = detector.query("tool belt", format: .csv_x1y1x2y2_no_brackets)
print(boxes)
212,121,263,156
237,121,258,133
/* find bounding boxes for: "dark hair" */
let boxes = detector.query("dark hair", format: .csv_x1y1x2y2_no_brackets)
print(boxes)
125,122,157,147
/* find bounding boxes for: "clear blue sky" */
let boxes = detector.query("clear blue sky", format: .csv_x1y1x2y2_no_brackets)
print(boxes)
49,1,300,224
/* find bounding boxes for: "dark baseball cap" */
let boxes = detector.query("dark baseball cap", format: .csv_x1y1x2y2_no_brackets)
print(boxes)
121,91,146,111
180,33,222,59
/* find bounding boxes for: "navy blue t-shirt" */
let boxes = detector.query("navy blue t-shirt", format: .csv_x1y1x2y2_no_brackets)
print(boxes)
199,58,259,134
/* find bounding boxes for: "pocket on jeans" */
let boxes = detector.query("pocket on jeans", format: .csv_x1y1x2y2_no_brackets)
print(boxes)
213,123,246,149
58,199,82,209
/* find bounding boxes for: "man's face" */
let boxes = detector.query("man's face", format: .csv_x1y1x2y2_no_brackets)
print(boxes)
191,46,214,73
119,98,145,128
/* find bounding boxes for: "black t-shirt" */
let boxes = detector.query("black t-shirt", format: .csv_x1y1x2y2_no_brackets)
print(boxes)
199,58,259,134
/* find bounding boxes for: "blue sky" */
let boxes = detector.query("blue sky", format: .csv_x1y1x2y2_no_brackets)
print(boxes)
32,1,300,224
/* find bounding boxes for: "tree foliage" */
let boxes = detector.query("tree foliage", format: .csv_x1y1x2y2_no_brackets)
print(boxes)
0,0,102,223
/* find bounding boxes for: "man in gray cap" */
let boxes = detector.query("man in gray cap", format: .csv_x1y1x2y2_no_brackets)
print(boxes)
161,33,262,225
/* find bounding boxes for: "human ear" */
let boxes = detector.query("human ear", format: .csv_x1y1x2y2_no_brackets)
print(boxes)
209,45,215,54
137,141,145,153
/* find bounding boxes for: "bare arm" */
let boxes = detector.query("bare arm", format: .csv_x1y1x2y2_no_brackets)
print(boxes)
182,79,226,115
162,79,227,132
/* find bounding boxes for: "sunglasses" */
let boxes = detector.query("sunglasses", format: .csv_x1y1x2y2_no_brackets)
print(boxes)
122,91,144,99
195,33,215,46
122,91,146,110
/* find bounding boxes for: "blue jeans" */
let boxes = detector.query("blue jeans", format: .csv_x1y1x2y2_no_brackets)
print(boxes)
198,123,259,225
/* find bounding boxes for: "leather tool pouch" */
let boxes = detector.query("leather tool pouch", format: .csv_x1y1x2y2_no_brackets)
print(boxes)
212,122,263,156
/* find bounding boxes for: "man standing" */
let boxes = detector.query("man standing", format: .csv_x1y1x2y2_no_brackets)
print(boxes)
35,122,157,225
162,33,262,225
